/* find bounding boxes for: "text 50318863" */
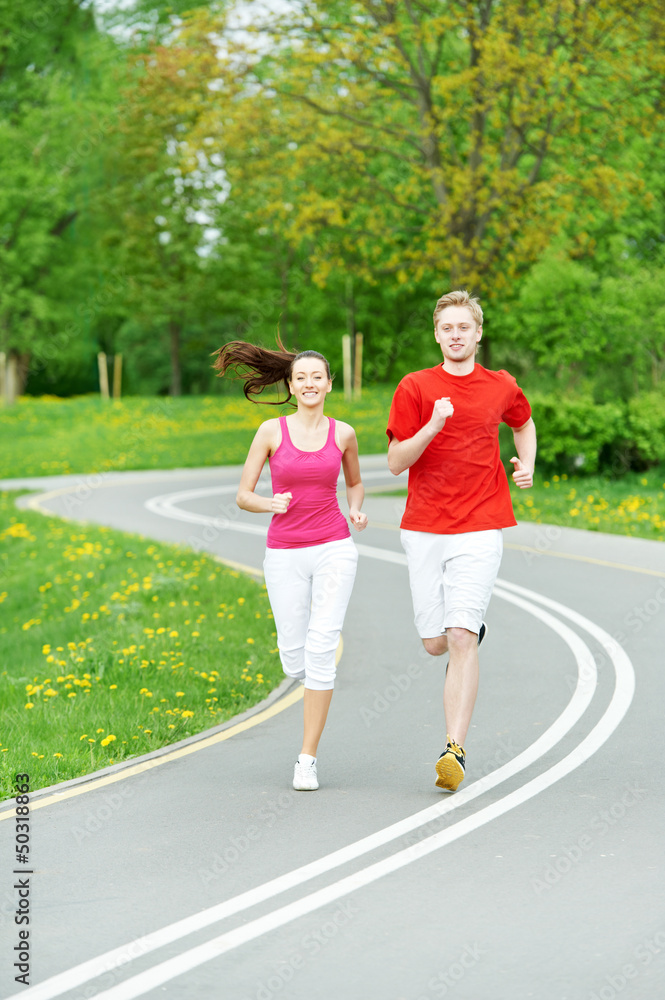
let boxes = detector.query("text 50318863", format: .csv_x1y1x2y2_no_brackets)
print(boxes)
13,773,31,987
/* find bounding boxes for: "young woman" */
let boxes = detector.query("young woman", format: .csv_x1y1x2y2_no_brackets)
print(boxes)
213,340,368,791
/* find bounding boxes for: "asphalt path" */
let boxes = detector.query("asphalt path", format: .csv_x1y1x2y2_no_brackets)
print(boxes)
1,459,664,1000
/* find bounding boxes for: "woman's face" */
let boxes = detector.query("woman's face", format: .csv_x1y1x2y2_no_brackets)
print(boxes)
289,357,332,405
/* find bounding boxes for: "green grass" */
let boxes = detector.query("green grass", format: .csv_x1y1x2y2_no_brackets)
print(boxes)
0,491,284,798
510,470,665,540
0,389,396,478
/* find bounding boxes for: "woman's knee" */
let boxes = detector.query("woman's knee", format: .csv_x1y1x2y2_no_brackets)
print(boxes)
280,647,305,680
304,645,337,688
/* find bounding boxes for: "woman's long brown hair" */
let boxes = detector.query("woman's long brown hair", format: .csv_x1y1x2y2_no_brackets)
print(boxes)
212,337,331,405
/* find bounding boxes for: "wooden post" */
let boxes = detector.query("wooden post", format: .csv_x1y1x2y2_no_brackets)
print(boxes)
6,355,17,406
97,352,110,400
0,352,5,404
112,353,123,400
342,334,352,401
353,332,363,400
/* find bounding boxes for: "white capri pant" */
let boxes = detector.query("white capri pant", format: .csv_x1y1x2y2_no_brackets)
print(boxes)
401,528,503,638
263,536,359,691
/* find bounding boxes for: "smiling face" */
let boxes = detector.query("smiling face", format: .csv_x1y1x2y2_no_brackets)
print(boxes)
434,305,482,369
288,356,332,406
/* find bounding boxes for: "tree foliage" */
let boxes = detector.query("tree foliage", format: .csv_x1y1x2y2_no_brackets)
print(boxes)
0,0,125,392
191,0,665,301
2,0,665,411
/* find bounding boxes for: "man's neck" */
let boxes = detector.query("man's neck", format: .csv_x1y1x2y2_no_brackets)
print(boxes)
442,359,476,377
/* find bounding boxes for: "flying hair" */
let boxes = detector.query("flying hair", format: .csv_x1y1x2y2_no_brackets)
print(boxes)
212,336,331,406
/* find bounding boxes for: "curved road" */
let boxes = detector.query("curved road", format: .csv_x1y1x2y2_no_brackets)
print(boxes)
1,459,664,1000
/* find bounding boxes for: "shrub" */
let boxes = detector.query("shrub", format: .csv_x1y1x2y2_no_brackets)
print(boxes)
508,392,665,476
527,394,624,475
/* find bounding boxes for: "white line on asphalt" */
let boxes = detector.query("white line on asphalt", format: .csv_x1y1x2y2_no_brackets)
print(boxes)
143,474,401,535
56,586,635,1000
11,582,602,1000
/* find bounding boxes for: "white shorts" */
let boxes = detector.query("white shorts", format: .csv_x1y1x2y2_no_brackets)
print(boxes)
400,529,503,638
263,537,358,690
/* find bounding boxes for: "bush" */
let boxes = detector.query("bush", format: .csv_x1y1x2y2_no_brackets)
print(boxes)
626,392,665,468
516,392,665,476
528,394,624,474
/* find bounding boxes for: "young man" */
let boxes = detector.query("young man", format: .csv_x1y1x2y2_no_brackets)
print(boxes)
386,289,536,792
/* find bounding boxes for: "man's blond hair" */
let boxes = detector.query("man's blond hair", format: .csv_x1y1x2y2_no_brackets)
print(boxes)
433,290,483,329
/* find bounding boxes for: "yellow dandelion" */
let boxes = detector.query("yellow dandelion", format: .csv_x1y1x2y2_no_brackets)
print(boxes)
181,710,194,718
24,703,34,710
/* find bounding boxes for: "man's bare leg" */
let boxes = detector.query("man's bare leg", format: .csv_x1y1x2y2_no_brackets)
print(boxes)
422,626,478,746
442,627,478,746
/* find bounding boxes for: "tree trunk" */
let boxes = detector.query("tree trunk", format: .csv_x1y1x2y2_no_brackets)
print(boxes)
12,350,31,397
169,320,182,396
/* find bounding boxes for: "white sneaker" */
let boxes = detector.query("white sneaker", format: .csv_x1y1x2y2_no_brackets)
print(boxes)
293,758,318,791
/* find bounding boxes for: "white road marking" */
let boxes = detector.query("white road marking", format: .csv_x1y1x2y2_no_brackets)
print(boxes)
9,485,635,1000
143,473,400,534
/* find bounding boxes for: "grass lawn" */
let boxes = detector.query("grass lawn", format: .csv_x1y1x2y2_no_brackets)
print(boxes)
0,491,284,798
510,470,665,541
0,390,396,478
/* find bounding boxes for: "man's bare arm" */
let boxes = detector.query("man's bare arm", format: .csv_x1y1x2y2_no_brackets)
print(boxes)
388,397,454,475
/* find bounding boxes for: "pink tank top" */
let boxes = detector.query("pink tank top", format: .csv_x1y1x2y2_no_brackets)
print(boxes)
266,416,350,549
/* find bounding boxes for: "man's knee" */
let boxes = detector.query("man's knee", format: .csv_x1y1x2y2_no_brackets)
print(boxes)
422,635,448,657
445,627,476,651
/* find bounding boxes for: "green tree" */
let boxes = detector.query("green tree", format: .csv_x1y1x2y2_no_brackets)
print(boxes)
0,0,124,397
183,0,665,366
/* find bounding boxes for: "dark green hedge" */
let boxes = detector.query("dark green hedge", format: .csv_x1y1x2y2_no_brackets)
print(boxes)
524,392,665,475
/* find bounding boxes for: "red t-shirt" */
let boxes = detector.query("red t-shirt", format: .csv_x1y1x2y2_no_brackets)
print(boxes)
386,364,532,534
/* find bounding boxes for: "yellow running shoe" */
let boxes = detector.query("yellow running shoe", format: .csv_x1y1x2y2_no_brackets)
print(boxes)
435,737,466,792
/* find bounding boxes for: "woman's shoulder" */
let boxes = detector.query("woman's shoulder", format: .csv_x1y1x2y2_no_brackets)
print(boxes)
332,419,357,445
253,416,282,443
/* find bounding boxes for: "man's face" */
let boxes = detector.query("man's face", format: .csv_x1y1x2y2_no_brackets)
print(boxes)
434,305,482,364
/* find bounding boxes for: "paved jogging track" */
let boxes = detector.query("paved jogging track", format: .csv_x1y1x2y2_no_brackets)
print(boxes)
1,458,664,1000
